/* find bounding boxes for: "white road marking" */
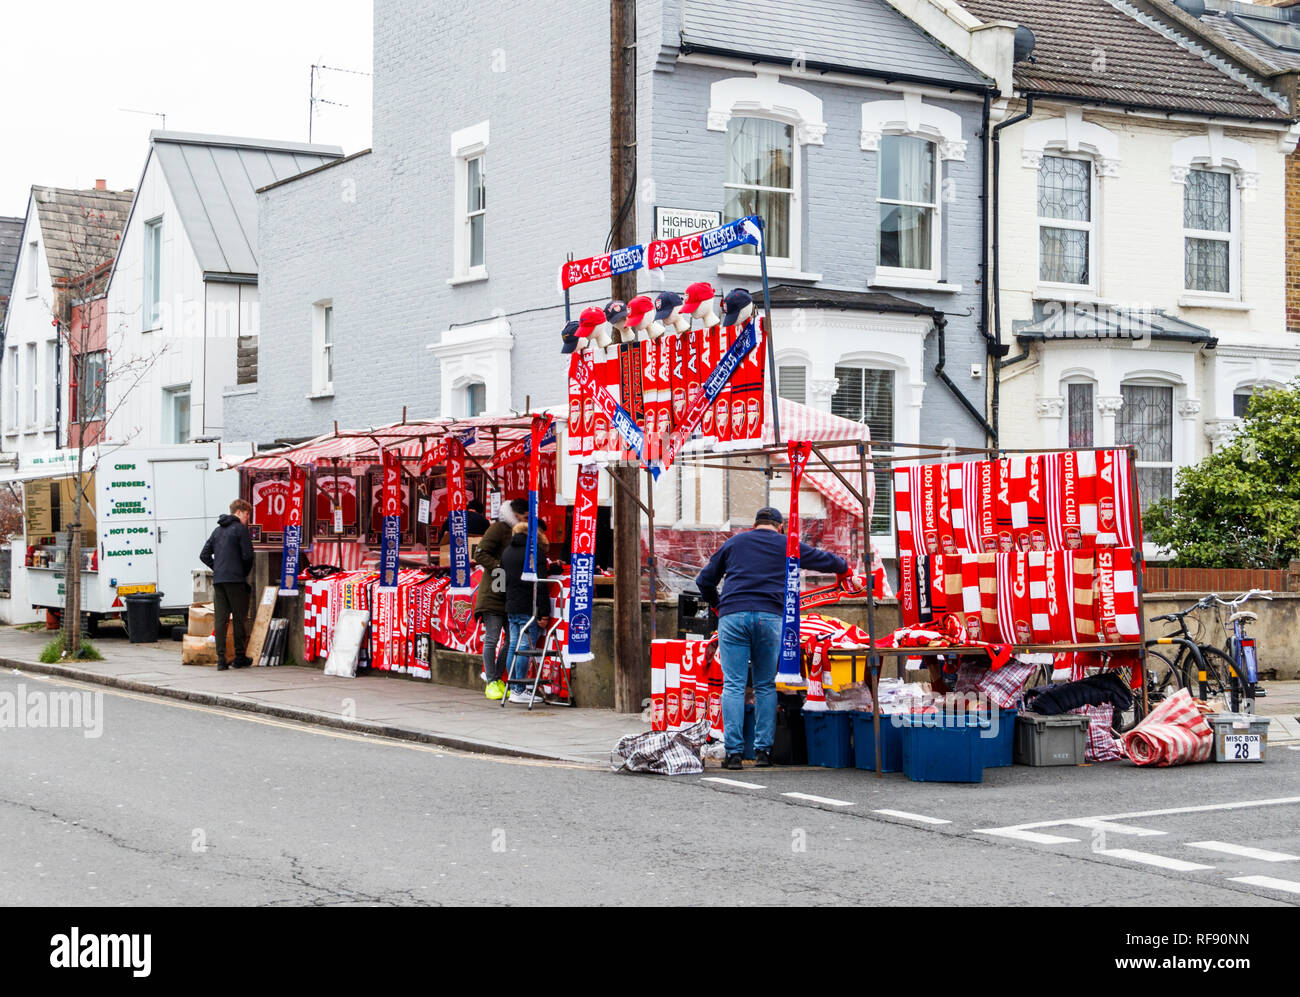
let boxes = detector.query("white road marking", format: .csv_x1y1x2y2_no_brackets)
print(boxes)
874,809,952,825
782,792,855,807
976,828,1081,845
1187,841,1300,863
1066,819,1166,837
1229,875,1300,895
1095,849,1214,872
701,777,766,790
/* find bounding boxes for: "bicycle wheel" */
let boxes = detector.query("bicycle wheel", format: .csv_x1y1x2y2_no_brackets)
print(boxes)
1114,649,1182,733
1184,645,1233,712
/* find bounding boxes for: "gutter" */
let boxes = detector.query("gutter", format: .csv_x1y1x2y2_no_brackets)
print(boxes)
933,311,997,441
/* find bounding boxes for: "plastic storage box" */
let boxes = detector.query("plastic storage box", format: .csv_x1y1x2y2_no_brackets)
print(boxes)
1209,713,1269,763
899,714,985,783
851,712,904,773
980,707,1018,768
804,709,854,768
1014,712,1090,766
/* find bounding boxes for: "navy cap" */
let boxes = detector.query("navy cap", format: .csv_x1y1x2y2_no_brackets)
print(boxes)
604,299,628,326
559,319,581,354
653,290,683,321
721,288,753,326
754,506,783,526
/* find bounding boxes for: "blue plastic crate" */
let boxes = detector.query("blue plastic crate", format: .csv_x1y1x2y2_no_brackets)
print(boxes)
803,709,854,768
900,714,986,783
980,707,1017,768
851,712,904,773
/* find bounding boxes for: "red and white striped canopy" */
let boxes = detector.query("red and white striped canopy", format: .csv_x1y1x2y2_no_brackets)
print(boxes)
764,398,875,521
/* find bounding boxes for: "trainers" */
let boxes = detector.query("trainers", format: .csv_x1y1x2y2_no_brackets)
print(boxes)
754,749,773,768
508,686,539,705
722,754,743,770
484,680,505,701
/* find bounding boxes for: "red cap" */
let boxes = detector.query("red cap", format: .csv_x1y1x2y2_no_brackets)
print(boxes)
683,281,715,312
626,294,655,325
578,306,606,336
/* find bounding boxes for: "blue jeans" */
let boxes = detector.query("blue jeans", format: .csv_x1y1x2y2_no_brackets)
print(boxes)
718,611,782,756
507,613,541,689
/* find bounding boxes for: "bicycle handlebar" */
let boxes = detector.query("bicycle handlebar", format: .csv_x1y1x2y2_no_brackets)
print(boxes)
1210,588,1273,609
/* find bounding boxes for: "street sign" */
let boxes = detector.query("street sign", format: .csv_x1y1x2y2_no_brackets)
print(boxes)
653,207,722,241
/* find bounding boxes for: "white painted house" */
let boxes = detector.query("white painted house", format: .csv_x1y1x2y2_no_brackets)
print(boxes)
103,132,341,446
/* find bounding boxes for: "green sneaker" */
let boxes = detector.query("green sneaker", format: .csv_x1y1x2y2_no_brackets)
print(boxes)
485,680,505,701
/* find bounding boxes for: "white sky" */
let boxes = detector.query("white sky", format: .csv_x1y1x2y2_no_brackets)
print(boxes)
0,0,373,218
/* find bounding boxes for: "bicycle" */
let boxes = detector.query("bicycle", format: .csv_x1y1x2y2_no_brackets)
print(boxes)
1206,589,1271,714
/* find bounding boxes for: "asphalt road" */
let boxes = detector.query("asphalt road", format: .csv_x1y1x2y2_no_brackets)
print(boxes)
2,670,1298,906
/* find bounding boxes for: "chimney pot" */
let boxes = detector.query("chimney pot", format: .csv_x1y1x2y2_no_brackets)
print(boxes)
94,179,107,190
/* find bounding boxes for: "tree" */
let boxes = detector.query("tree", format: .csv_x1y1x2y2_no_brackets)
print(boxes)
1146,378,1300,568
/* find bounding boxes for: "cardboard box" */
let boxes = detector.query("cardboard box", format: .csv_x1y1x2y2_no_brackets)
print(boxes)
180,624,235,665
188,603,214,637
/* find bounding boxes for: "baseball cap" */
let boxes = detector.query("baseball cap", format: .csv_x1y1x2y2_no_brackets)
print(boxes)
682,281,715,313
754,506,784,527
578,305,607,338
626,294,655,328
604,299,628,326
653,290,683,321
721,288,754,326
559,319,581,354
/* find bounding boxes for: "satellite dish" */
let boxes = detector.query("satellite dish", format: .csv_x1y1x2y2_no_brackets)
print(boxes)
1014,25,1037,63
1174,0,1206,18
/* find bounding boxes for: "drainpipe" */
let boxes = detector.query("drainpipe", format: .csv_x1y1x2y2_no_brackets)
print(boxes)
990,94,1035,447
933,311,997,442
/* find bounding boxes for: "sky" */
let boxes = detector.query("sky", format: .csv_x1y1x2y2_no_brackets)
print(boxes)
0,0,373,218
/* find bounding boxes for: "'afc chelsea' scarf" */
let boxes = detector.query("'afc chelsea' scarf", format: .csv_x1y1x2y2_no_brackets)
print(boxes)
567,463,600,662
445,436,473,594
778,440,813,685
521,414,548,582
378,448,403,592
278,463,308,595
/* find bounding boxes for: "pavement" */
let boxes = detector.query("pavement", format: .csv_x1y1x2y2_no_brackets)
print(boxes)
2,667,1298,906
0,625,646,766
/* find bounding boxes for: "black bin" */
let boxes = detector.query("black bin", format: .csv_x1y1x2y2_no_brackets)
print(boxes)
124,592,164,643
676,588,717,638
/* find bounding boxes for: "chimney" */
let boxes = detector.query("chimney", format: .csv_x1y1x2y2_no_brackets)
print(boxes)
94,179,107,190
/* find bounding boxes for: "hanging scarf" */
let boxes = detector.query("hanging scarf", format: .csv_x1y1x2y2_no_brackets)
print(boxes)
278,463,307,595
378,448,402,592
567,462,599,662
646,215,762,269
521,414,548,582
560,243,644,289
778,440,812,684
570,349,644,463
445,436,472,594
659,319,759,473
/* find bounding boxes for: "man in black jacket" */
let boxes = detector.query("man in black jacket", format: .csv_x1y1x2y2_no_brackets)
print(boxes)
200,499,256,671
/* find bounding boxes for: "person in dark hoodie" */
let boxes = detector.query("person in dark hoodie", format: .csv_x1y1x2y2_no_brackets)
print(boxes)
499,519,551,705
199,499,256,671
696,506,848,769
473,498,527,700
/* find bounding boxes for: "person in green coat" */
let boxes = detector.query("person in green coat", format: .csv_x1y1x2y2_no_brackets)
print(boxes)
474,498,528,700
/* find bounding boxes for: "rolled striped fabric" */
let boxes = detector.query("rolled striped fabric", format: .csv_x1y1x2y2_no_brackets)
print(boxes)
1122,689,1213,766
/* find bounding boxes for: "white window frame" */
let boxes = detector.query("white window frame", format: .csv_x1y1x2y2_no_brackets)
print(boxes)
1181,166,1239,300
164,384,191,445
830,361,899,534
1037,153,1098,292
875,134,942,284
43,339,57,429
5,346,18,432
463,381,487,418
76,349,107,423
25,343,38,430
26,241,39,297
722,114,800,273
777,363,807,405
1061,376,1097,449
449,121,489,285
143,216,163,330
1118,379,1176,507
707,73,825,281
310,299,334,397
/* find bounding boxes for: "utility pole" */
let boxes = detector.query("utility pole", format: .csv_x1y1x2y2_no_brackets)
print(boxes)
610,0,646,713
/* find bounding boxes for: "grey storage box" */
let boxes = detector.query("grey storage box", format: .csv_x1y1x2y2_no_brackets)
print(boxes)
1209,713,1269,763
1014,711,1090,766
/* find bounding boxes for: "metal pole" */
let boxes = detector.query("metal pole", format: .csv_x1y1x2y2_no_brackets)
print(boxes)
647,466,657,643
756,217,781,446
858,440,882,777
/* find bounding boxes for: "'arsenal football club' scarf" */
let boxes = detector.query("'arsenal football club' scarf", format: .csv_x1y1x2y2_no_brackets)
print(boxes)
560,243,644,289
378,448,402,592
778,441,812,684
1095,448,1135,547
278,463,308,595
964,457,998,553
894,467,916,559
994,457,1015,552
566,463,599,663
570,348,645,464
658,320,759,474
521,414,548,582
445,436,473,594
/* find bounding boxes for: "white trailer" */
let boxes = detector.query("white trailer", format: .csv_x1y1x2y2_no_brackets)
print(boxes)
2,443,236,627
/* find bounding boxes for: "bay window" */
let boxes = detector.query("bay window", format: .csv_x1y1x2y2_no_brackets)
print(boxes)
1117,383,1174,510
1067,382,1094,448
832,365,895,533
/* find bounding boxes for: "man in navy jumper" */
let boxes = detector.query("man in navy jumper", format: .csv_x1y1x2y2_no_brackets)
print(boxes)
696,506,847,769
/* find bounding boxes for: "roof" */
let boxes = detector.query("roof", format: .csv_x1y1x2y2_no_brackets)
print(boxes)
1013,303,1218,346
32,186,132,283
145,131,343,277
0,216,23,320
1192,0,1300,73
958,0,1290,118
680,0,991,90
766,283,938,316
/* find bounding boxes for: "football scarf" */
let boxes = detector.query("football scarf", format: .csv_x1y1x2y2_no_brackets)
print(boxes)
917,462,946,556
670,332,686,428
445,436,472,594
1028,551,1052,643
659,320,759,474
1071,551,1096,642
994,457,1014,552
521,414,548,582
646,215,762,269
278,463,307,595
567,463,599,663
570,348,644,463
978,553,1001,643
966,457,998,553
1075,449,1099,544
996,550,1034,646
778,440,812,684
378,448,402,592
684,326,701,416
893,467,916,558
560,243,644,289
650,640,667,731
946,462,969,554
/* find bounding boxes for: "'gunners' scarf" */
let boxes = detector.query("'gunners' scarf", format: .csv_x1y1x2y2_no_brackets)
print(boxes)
445,436,472,594
278,463,307,595
646,215,762,269
560,243,644,289
778,440,812,684
522,414,548,582
378,448,402,592
567,463,599,662
570,349,644,464
659,319,759,474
